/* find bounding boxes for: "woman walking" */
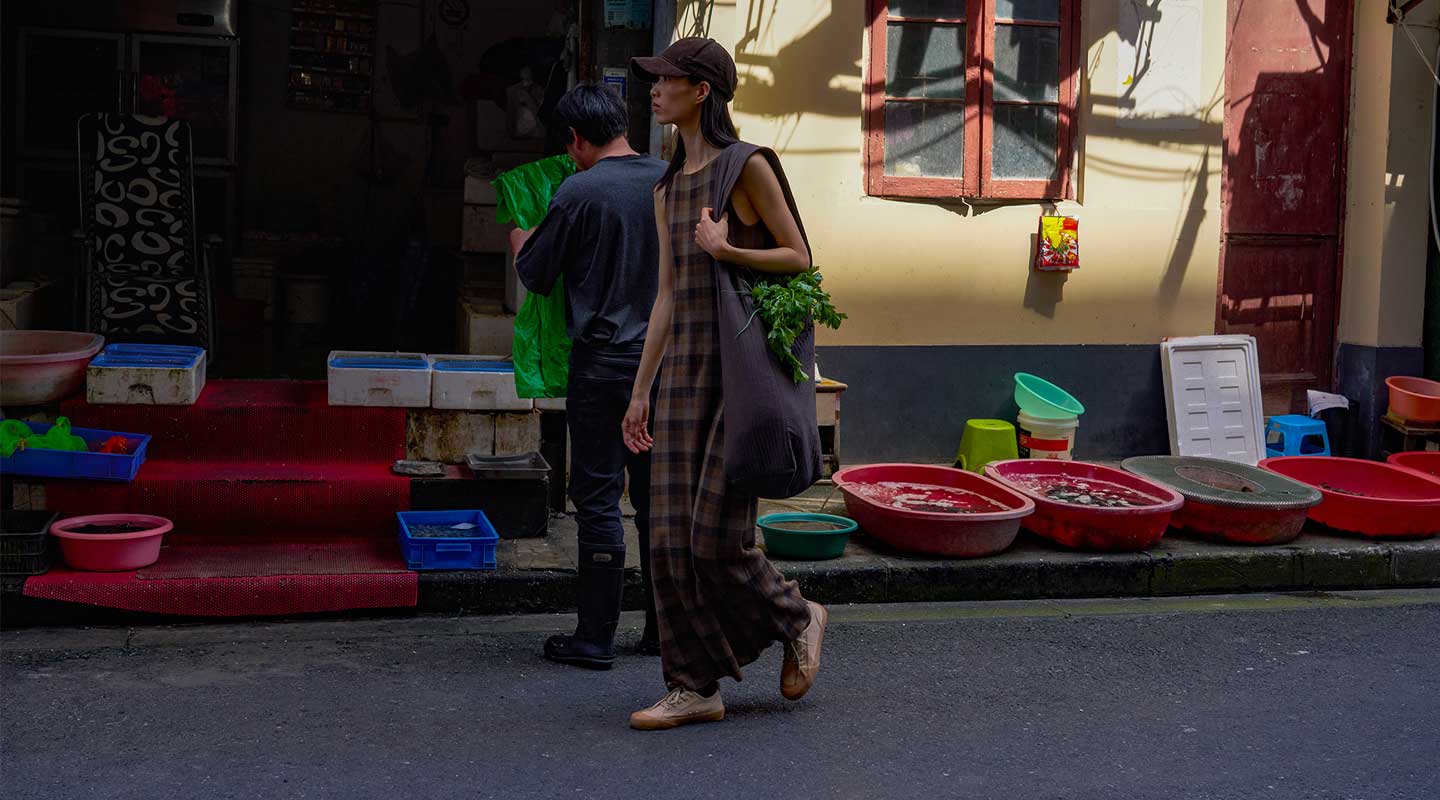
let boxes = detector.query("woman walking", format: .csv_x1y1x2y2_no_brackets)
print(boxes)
622,38,827,731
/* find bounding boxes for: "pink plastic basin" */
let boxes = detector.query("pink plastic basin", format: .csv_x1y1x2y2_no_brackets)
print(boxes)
50,514,171,571
1260,457,1440,538
1387,451,1440,481
984,459,1184,552
832,464,1034,558
0,330,104,405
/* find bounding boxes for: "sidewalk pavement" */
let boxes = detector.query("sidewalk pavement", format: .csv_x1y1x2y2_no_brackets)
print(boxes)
422,486,1440,615
4,484,1435,626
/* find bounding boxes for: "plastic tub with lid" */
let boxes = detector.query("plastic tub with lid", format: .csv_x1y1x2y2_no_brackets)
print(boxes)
1122,456,1321,545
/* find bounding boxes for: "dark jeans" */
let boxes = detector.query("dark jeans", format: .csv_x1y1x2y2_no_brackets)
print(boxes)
567,353,653,571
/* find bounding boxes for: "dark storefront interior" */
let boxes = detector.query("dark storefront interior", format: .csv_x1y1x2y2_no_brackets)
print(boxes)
0,0,656,377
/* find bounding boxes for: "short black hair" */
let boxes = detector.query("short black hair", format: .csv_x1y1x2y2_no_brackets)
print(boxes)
553,84,629,147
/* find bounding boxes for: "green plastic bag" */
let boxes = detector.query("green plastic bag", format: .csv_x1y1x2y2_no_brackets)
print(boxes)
511,276,571,398
493,155,577,399
493,155,577,230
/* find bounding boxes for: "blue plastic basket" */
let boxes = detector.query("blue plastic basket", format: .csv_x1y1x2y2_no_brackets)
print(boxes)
397,509,499,571
0,423,150,482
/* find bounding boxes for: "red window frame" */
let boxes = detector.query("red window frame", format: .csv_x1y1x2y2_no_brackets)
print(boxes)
864,0,1080,200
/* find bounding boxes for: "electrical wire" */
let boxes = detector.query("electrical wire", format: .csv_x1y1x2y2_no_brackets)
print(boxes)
1390,2,1440,250
1393,1,1440,86
1430,36,1440,252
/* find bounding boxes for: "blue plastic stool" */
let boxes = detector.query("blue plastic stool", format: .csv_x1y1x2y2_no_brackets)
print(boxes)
1265,415,1331,458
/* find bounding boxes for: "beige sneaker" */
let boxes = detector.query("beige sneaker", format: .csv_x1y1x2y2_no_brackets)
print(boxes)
781,601,827,701
629,687,725,731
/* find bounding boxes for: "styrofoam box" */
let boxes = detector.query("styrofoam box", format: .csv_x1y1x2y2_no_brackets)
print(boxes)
504,249,527,314
87,344,207,405
457,298,515,355
430,355,532,411
328,351,432,407
462,205,509,253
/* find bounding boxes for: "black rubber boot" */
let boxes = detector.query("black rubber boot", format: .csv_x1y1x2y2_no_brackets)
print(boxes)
544,554,625,670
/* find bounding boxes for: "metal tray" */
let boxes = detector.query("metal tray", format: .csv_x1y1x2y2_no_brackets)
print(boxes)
465,451,551,480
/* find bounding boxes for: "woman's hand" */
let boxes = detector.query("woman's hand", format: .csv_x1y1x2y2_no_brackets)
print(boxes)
695,207,732,260
622,396,654,454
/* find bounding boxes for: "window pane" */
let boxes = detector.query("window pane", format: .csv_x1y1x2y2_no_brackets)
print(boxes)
884,101,964,178
994,24,1059,102
995,0,1059,22
890,0,965,19
994,104,1058,180
886,23,966,99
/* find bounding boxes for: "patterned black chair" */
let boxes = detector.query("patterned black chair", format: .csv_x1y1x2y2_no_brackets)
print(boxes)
75,114,216,354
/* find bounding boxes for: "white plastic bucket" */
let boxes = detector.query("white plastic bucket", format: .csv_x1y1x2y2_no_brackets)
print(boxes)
1017,411,1079,460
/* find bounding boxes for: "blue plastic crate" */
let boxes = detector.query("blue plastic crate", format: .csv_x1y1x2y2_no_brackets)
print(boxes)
431,359,514,373
0,423,150,482
91,343,205,369
329,355,429,370
397,509,499,571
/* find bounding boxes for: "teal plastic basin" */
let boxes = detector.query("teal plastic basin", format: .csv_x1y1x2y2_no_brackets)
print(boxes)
1014,373,1085,418
758,513,856,560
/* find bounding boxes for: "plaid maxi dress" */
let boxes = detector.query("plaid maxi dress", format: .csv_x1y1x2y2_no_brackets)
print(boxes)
650,156,812,691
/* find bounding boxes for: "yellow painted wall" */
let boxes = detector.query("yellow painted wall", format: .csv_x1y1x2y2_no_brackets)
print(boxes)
673,0,1225,347
1340,0,1436,350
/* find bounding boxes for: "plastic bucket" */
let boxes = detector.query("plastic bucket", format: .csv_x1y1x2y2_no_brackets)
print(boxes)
1017,411,1079,460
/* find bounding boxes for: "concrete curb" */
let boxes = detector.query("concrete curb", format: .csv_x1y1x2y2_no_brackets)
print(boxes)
417,530,1440,615
4,529,1436,627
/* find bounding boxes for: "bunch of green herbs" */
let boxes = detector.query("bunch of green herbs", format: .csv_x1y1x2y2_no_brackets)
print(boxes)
744,268,847,383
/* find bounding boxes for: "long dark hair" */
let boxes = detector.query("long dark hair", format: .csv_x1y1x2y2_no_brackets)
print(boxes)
657,79,739,190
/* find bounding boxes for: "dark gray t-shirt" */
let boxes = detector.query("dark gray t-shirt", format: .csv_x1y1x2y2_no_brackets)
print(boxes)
515,154,667,355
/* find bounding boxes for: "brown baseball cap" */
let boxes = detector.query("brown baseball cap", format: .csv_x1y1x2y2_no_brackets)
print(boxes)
631,37,737,101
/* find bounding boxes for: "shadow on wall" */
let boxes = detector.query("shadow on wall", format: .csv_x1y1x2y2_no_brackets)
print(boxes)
673,0,1226,265
670,0,1342,316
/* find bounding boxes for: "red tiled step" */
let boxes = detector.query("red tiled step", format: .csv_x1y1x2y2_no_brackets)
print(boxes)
60,380,405,464
45,460,409,538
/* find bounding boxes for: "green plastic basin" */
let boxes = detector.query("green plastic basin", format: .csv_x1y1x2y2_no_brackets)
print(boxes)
758,513,856,560
1014,372,1086,419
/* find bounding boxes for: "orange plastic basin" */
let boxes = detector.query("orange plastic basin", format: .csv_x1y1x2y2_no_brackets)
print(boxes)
1386,376,1440,422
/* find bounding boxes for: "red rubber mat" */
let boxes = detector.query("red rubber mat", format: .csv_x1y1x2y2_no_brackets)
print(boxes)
45,460,410,538
138,536,407,579
23,537,416,616
59,380,405,464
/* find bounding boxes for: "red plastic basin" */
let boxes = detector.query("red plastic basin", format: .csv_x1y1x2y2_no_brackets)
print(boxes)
832,464,1034,558
984,459,1184,552
1387,451,1440,481
50,514,171,571
1260,457,1440,538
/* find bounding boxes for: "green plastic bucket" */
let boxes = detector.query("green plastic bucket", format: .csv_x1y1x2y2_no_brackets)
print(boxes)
757,513,856,560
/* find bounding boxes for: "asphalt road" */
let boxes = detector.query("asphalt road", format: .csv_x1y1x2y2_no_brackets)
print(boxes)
3,591,1438,800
